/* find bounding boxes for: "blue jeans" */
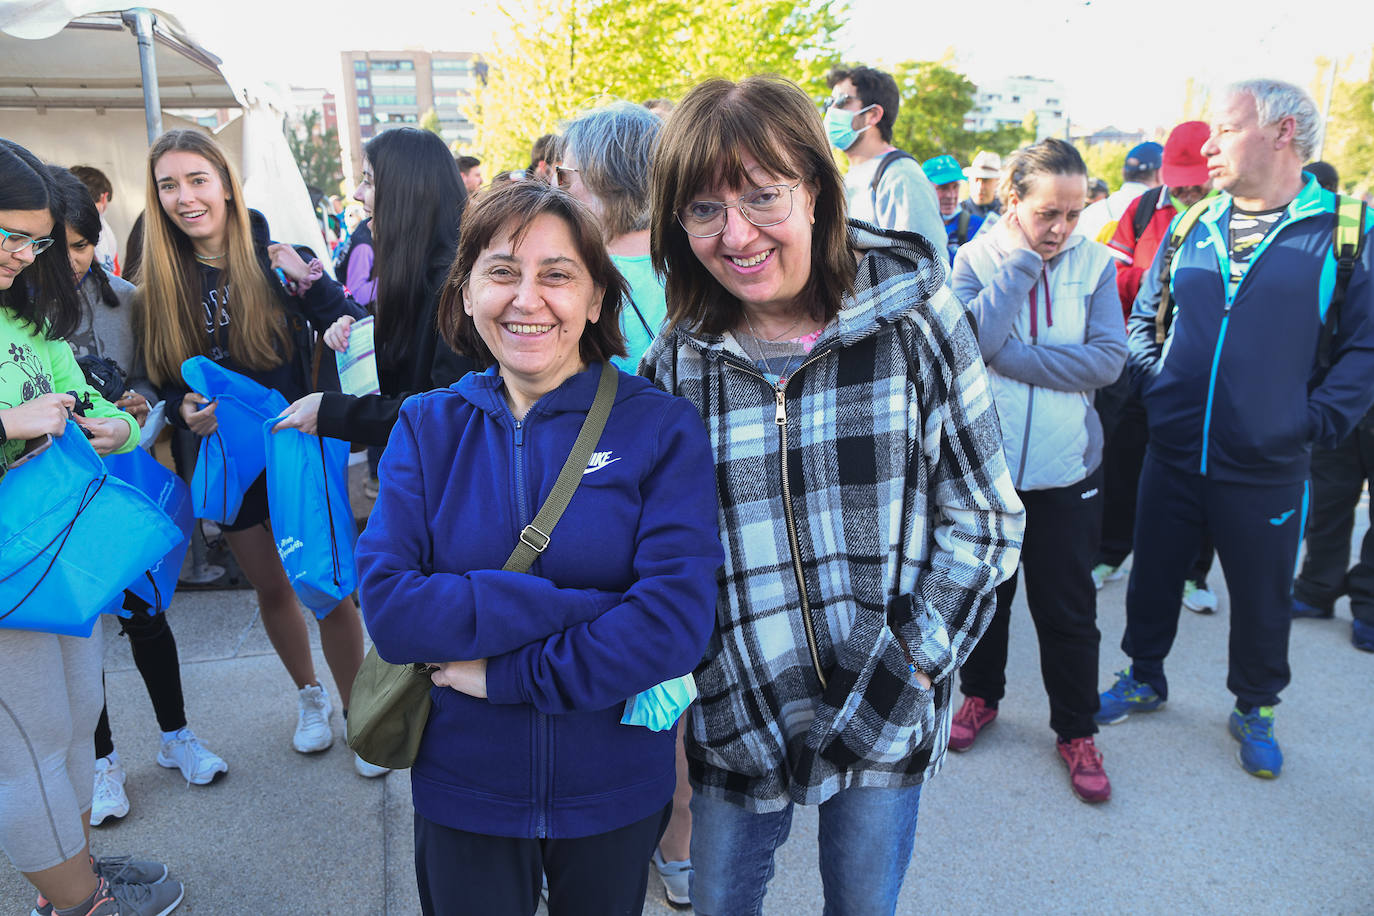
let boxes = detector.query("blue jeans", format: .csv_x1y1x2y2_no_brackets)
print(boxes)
689,783,922,916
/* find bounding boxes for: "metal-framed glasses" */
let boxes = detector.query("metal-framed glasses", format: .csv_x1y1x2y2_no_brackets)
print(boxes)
677,182,802,238
555,165,579,189
0,226,55,255
824,93,856,111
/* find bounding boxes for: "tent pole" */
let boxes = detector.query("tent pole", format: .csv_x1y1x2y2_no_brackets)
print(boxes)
122,7,163,143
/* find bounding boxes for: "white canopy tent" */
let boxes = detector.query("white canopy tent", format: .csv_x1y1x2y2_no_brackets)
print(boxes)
0,2,330,267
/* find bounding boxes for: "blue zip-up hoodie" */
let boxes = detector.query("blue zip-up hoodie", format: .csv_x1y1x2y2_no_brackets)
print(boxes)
1128,175,1374,485
356,363,721,839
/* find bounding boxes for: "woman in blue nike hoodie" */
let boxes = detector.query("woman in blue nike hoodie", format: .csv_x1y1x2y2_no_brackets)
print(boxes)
356,181,722,916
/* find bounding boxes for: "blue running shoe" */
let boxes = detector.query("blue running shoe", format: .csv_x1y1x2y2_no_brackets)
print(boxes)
1096,669,1163,725
1228,706,1282,778
1291,597,1333,619
1353,619,1374,653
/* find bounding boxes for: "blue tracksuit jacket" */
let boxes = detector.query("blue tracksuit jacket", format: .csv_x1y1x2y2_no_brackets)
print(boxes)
356,363,722,839
1127,175,1374,485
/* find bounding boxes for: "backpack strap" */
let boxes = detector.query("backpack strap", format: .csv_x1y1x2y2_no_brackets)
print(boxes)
1153,199,1212,345
956,208,972,246
1133,186,1164,241
504,362,618,573
1319,195,1369,369
870,150,918,218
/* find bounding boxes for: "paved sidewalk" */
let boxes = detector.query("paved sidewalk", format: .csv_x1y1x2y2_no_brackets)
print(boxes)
4,495,1371,914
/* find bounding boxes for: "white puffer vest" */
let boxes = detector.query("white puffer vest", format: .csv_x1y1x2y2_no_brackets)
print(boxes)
960,231,1113,491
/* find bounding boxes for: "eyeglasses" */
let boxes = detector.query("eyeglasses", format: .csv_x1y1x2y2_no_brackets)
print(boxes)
555,165,579,189
824,93,856,111
677,182,802,238
0,226,55,255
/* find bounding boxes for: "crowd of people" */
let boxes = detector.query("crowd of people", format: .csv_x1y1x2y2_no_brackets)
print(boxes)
1,67,1371,916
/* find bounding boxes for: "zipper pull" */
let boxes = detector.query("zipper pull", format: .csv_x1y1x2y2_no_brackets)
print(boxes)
513,418,524,446
775,389,786,426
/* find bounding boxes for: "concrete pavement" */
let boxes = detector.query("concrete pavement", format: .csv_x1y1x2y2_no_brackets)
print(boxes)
3,486,1370,914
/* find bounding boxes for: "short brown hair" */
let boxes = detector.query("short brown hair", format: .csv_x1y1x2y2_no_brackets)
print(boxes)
438,181,628,368
70,164,113,202
649,76,853,335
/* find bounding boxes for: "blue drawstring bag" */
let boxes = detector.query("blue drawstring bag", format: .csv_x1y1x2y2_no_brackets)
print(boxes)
102,447,194,614
181,357,289,524
0,423,183,636
621,673,698,732
263,422,357,619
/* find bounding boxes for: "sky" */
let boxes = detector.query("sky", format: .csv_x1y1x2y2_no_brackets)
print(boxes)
168,0,1374,133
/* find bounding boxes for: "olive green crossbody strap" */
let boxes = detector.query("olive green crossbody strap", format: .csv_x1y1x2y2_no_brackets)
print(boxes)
502,361,619,575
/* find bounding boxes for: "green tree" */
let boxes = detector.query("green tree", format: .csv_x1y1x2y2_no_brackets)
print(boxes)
1320,52,1374,194
420,107,443,136
467,0,846,172
882,58,1034,167
1080,141,1129,192
888,60,975,162
284,109,343,194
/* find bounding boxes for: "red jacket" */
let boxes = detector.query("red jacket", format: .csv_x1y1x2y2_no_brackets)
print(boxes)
1108,189,1177,323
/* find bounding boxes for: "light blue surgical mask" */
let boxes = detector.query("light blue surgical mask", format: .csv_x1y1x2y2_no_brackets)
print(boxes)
824,104,875,152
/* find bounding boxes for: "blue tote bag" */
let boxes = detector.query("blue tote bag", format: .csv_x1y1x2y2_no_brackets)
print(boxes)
263,422,358,619
181,356,289,524
0,424,183,636
103,446,194,613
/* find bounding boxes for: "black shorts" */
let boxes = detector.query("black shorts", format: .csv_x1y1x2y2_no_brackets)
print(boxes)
222,472,270,532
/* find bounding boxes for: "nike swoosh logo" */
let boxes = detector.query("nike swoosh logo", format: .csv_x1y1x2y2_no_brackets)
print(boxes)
583,456,621,475
1269,510,1295,526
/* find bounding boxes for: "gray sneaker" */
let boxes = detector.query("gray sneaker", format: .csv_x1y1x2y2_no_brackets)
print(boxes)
31,875,183,916
93,854,168,886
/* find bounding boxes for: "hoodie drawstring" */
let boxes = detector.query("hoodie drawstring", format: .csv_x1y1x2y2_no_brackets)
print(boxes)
1028,264,1053,343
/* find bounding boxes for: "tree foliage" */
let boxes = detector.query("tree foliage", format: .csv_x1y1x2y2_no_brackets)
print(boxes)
1079,141,1130,192
419,107,443,136
1318,52,1374,194
884,59,1033,166
466,0,847,171
284,109,343,195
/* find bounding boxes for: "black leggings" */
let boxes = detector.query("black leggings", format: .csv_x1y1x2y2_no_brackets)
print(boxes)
414,803,671,916
94,592,187,759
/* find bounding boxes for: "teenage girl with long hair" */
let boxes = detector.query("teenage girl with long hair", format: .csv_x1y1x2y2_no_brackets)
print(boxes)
49,166,230,825
1,138,184,916
134,129,378,776
273,126,473,443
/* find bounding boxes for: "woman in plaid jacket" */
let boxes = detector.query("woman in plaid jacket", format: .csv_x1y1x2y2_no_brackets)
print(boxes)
643,76,1025,915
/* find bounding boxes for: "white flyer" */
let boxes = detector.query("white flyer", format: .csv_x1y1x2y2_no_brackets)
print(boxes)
335,316,381,397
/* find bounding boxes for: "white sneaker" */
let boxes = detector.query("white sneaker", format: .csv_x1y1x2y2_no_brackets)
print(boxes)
1182,580,1219,614
353,752,391,778
157,726,228,785
651,847,692,908
91,755,129,826
293,684,334,753
1091,563,1125,591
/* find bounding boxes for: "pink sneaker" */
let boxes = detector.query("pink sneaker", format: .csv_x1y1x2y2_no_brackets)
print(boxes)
949,696,997,752
1057,736,1111,803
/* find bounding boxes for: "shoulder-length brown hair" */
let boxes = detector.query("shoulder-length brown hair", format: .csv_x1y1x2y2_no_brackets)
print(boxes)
136,129,289,387
437,181,628,368
649,76,853,335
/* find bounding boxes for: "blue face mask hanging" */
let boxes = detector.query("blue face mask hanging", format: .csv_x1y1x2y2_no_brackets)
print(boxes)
824,104,875,152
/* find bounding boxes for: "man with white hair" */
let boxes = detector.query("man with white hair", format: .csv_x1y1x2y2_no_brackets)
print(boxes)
1097,79,1374,779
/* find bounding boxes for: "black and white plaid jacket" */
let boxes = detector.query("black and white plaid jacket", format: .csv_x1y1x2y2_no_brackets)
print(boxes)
642,221,1024,810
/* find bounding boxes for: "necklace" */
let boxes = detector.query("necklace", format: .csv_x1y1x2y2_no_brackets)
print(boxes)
741,311,806,384
743,310,803,343
194,251,227,261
